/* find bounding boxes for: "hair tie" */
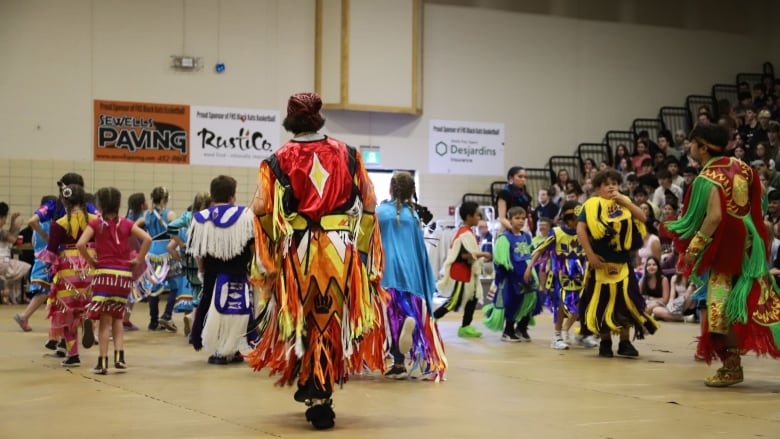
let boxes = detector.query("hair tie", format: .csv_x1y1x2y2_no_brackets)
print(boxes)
61,186,72,199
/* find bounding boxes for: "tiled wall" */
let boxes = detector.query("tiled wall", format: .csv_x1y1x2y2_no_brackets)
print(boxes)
0,158,497,222
0,159,260,220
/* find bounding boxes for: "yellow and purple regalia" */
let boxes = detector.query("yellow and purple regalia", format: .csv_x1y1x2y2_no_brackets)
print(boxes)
247,135,386,397
534,225,585,320
578,196,658,338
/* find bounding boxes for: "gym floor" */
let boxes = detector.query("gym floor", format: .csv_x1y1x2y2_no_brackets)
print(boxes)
1,302,778,438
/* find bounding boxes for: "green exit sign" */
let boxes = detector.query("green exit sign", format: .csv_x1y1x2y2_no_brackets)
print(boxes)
360,146,381,167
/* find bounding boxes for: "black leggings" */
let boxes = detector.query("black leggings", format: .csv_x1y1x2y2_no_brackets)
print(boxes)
434,297,478,327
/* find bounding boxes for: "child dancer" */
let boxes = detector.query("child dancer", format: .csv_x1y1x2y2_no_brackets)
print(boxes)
377,172,446,380
122,192,147,331
167,192,211,337
77,187,152,374
483,206,537,342
14,195,57,332
577,169,658,358
433,201,492,338
135,187,178,332
188,176,256,364
37,184,97,367
526,201,596,349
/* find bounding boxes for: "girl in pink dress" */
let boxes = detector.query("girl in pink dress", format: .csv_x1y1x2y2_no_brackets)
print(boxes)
77,187,151,374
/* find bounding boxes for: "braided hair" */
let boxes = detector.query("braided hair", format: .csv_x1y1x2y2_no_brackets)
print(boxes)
126,192,146,218
61,184,85,237
389,171,416,225
150,186,169,223
95,187,122,217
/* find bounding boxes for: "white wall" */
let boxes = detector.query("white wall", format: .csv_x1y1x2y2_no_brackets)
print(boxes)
0,0,772,219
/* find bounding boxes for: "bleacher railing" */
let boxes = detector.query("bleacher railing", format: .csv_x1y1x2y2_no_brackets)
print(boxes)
577,143,612,168
631,118,664,142
658,106,690,138
604,130,635,155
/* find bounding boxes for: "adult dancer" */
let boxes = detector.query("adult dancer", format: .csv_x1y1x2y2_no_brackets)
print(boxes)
247,92,385,430
666,123,780,386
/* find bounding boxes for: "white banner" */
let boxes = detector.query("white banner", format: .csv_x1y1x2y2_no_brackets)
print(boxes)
428,119,504,175
189,105,280,167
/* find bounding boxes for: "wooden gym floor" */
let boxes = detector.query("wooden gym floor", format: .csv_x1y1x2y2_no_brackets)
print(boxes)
0,301,778,438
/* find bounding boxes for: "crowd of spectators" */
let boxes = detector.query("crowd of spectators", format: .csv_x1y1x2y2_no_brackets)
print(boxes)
524,73,780,322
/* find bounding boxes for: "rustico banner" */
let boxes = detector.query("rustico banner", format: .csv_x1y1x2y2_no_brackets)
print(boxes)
189,105,280,167
94,100,190,164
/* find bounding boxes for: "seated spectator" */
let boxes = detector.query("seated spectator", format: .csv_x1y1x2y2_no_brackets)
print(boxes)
0,202,31,305
534,188,558,225
632,186,649,207
766,122,780,168
622,172,639,197
755,142,775,170
637,157,655,177
651,169,683,210
565,180,586,204
658,200,678,253
636,202,662,272
733,143,747,162
657,130,681,161
673,129,687,150
638,257,669,314
476,219,493,254
766,190,780,235
552,168,570,206
632,140,652,174
614,143,630,168
734,90,752,122
680,166,698,196
753,159,780,190
582,158,597,180
636,130,659,157
652,267,695,322
665,157,684,187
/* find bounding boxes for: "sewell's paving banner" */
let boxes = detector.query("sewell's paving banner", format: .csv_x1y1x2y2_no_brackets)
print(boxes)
94,100,281,167
94,100,190,164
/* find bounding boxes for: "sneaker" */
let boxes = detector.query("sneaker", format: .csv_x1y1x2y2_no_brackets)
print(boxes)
123,321,139,331
575,334,598,348
457,325,483,338
517,328,531,342
182,313,192,337
44,339,58,351
398,317,416,354
93,357,108,375
384,365,408,380
61,355,81,367
56,339,67,357
617,340,639,357
13,314,32,332
158,318,177,332
683,314,696,323
82,319,95,349
550,338,569,350
230,352,244,363
207,355,229,365
305,401,335,430
501,332,522,342
420,371,440,381
148,323,166,331
599,340,614,358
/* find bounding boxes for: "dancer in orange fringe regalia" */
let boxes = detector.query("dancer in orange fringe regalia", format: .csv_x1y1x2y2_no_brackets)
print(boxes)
247,92,386,430
665,123,780,387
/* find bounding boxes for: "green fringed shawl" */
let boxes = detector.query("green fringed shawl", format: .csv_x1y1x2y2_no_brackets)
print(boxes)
666,170,771,325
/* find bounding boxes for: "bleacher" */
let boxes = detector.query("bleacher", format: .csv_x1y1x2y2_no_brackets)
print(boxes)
469,61,776,206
